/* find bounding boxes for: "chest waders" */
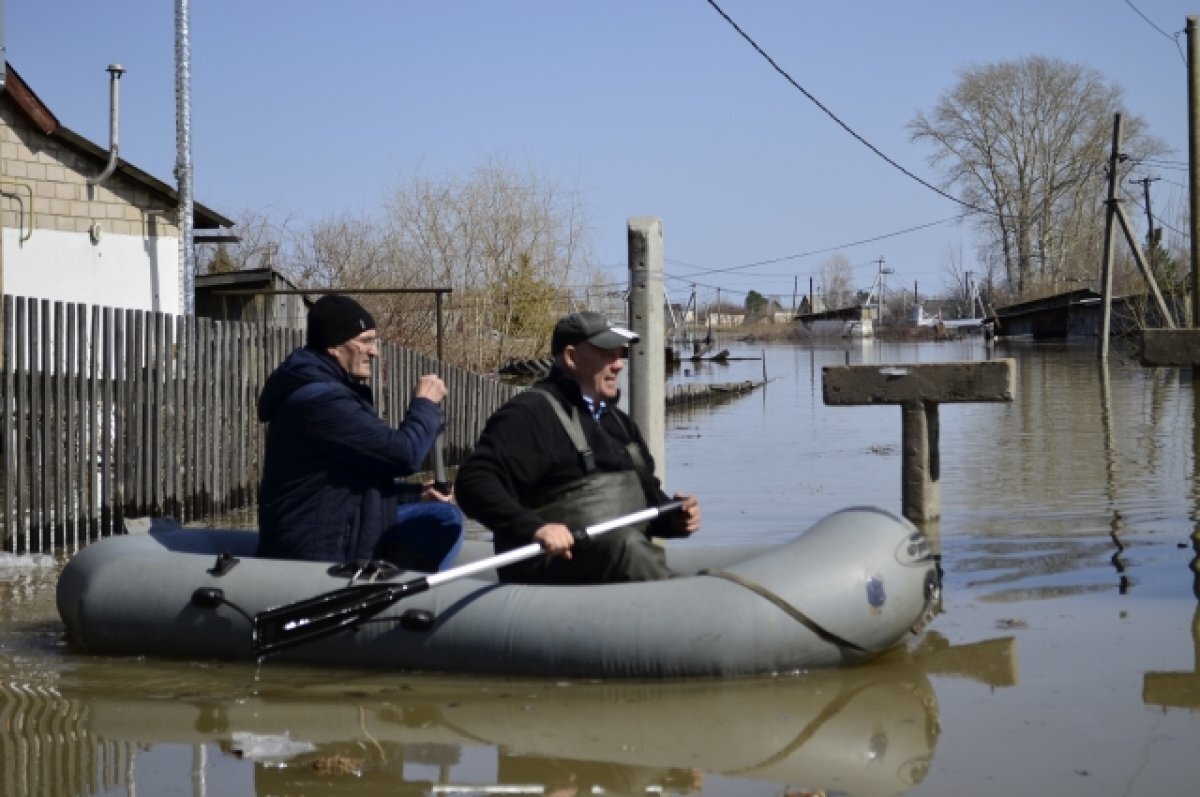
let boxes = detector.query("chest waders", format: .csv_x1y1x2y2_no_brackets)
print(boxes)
500,390,672,584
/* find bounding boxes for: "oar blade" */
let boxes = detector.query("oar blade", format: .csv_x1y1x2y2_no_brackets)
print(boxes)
252,582,406,657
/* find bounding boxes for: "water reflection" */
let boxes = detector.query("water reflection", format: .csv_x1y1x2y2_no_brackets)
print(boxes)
1140,376,1200,712
0,628,1033,797
1142,606,1200,710
10,661,915,796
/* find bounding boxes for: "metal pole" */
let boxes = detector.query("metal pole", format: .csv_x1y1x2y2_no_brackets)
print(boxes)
175,0,195,315
1189,17,1200,327
435,291,444,360
432,290,448,490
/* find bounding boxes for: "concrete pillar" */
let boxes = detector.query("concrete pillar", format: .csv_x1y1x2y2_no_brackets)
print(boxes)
627,217,666,481
1140,328,1200,365
901,401,940,523
823,360,1015,524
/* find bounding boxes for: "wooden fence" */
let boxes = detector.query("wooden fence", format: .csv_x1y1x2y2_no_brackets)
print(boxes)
1,295,521,554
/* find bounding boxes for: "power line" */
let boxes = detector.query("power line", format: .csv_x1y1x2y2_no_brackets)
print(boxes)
1123,0,1188,65
703,0,991,216
665,216,963,278
1120,183,1188,242
1131,157,1188,173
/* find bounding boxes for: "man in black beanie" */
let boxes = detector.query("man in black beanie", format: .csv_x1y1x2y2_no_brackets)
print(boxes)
256,293,463,571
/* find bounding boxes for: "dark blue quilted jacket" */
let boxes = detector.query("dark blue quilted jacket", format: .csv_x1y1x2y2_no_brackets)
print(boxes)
255,346,442,562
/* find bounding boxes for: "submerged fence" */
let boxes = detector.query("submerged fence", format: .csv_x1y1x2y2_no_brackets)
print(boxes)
1,295,521,554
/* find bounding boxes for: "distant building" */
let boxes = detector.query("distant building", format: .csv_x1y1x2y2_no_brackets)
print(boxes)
0,63,233,313
708,312,746,328
795,303,873,338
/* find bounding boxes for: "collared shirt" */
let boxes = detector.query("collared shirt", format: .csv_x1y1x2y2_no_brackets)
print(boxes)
582,395,608,421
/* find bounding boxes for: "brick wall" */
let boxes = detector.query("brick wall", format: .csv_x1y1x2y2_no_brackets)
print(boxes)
0,101,179,240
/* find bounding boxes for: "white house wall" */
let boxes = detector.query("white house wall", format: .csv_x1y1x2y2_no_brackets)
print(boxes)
2,94,191,315
3,227,179,313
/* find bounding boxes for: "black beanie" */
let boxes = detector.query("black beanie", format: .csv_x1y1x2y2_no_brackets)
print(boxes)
306,294,376,348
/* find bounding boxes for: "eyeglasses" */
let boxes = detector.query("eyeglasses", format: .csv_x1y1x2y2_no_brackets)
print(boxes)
351,334,380,351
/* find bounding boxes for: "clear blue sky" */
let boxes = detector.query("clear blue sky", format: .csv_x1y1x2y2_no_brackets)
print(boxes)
7,1,1193,308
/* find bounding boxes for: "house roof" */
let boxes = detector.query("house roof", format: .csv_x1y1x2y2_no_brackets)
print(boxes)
995,288,1101,317
4,63,234,230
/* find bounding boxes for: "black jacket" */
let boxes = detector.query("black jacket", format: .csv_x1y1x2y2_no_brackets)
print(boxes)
256,346,442,562
455,366,675,548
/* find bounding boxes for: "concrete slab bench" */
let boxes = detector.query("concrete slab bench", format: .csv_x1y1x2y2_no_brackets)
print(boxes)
822,360,1016,523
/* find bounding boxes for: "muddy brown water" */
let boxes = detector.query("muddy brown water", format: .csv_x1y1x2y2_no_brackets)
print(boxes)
2,337,1198,796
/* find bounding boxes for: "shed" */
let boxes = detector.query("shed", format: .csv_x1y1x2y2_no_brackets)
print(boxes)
194,268,307,329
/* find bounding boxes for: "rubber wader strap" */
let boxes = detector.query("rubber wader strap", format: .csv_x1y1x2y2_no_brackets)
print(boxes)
700,569,867,652
611,411,659,503
532,388,595,473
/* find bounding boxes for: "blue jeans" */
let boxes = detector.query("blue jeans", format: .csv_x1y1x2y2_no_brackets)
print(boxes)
376,501,464,572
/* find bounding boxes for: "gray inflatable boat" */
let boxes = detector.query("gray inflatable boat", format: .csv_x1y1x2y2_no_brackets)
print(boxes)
56,506,939,678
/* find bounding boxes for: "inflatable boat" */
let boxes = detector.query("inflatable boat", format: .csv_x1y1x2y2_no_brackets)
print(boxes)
56,506,939,678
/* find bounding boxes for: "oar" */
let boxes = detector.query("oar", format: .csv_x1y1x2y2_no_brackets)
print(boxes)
251,500,684,658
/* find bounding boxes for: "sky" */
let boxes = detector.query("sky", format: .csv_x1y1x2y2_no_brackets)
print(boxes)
6,0,1194,309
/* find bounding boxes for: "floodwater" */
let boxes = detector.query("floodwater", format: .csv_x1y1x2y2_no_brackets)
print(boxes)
2,336,1198,796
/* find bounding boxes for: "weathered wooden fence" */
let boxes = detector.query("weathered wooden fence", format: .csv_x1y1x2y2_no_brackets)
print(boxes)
1,295,521,553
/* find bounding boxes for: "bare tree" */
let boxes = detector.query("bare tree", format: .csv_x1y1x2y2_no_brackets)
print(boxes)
909,56,1167,298
818,254,855,310
382,157,594,369
197,206,294,275
250,158,596,371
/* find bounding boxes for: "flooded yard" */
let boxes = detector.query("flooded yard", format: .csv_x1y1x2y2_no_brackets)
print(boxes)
1,336,1198,796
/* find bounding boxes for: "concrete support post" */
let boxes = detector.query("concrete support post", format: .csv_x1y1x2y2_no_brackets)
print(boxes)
1099,113,1123,359
823,360,1014,524
627,217,666,481
901,401,940,523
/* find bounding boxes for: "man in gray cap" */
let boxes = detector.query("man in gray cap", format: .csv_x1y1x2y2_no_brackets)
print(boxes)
256,293,462,571
456,311,701,584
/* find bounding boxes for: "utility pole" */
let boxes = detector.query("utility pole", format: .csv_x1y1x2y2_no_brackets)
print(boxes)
1189,16,1200,326
1099,115,1123,359
1131,175,1161,277
874,257,893,323
1100,114,1176,361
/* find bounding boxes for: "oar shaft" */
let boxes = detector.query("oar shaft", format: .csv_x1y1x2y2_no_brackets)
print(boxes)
424,502,680,589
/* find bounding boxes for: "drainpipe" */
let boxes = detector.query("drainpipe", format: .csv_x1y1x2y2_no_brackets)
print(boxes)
86,64,125,187
1,0,6,93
